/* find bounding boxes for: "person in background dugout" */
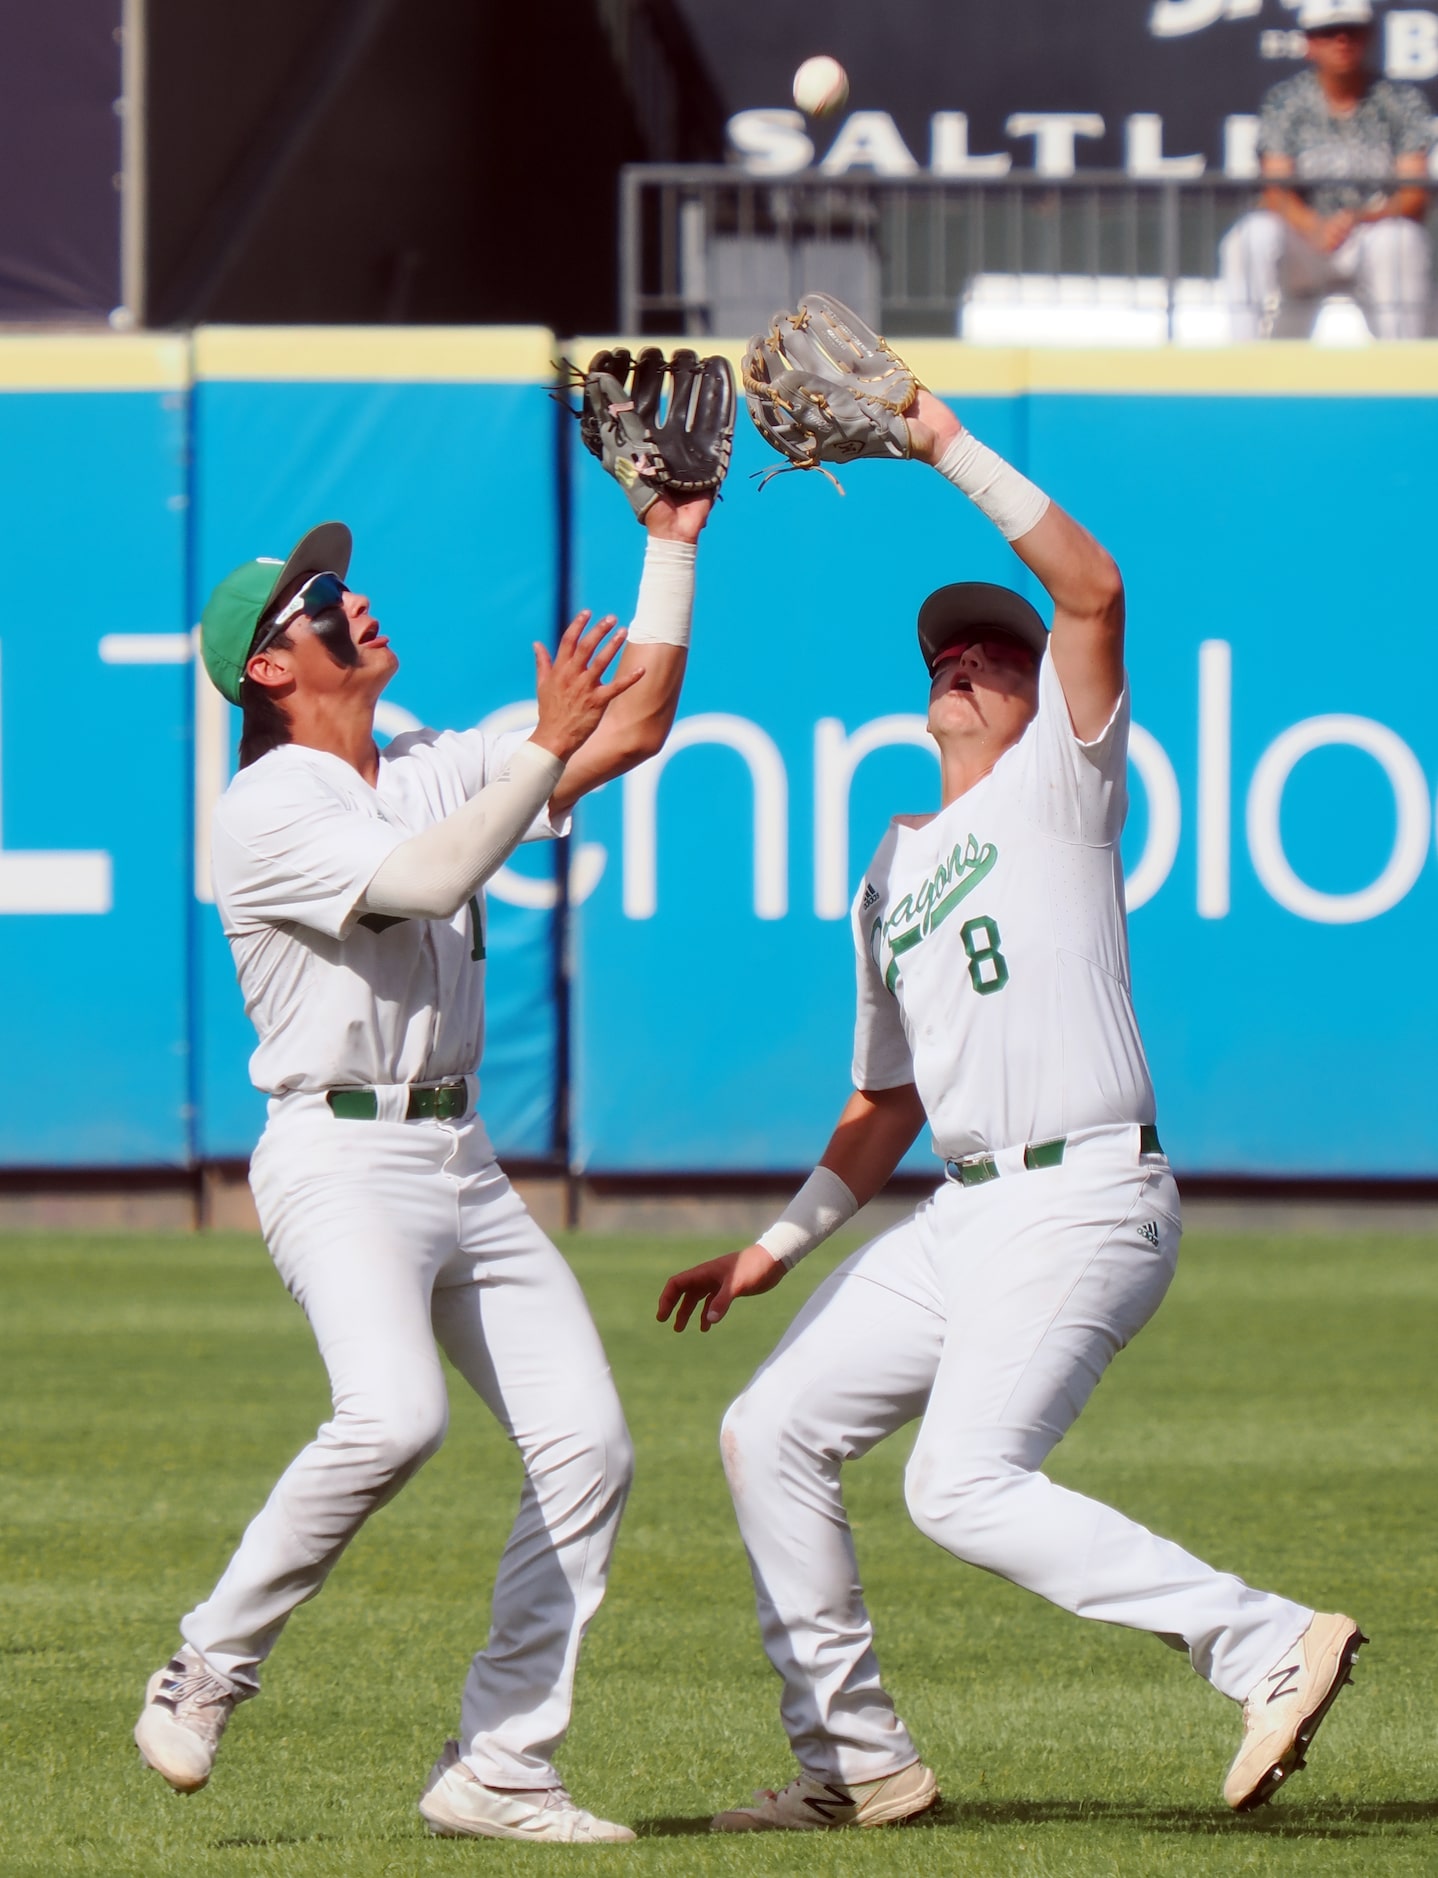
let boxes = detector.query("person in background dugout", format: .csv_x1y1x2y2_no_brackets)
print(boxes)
1221,0,1432,339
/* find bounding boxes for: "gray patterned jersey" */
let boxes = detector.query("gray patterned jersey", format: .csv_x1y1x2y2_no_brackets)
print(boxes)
1258,70,1432,216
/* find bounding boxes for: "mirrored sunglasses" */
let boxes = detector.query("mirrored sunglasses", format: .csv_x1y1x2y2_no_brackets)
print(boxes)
250,570,349,659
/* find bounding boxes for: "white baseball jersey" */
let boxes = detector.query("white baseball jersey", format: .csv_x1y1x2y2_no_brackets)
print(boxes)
851,652,1155,1160
212,727,564,1096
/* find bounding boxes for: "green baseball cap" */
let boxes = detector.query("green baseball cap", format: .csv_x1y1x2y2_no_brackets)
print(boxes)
199,521,353,703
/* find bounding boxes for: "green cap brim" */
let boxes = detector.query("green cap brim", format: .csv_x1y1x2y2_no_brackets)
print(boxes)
199,521,353,703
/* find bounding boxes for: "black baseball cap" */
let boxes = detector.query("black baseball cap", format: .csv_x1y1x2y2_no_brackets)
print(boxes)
917,581,1049,676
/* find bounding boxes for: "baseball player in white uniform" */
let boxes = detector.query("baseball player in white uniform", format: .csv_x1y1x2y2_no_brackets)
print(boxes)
659,387,1365,1828
133,463,711,1842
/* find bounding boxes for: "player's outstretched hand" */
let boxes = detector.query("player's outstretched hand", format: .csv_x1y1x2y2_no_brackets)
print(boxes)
644,489,712,543
656,1244,786,1333
531,611,644,763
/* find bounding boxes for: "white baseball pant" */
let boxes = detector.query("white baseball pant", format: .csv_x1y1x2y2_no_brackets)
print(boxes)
181,1083,632,1790
1221,208,1430,339
720,1125,1312,1784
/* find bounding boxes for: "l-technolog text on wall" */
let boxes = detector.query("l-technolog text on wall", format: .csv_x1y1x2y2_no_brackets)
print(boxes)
3,343,1434,1179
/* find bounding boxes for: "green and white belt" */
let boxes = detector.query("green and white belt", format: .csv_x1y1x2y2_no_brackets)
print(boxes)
945,1123,1164,1188
326,1080,469,1122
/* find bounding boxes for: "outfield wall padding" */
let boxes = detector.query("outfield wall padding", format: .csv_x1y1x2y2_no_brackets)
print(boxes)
0,335,1434,1176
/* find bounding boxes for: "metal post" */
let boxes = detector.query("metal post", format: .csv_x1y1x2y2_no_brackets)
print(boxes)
679,193,707,335
1161,180,1180,342
619,166,640,332
551,357,577,1218
119,0,146,327
659,181,675,327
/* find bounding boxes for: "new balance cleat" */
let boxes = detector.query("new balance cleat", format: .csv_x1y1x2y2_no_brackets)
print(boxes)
711,1759,938,1832
1224,1612,1367,1811
134,1644,245,1793
418,1739,636,1843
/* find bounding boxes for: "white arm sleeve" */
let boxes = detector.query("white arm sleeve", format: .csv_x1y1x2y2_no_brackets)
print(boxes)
360,738,565,920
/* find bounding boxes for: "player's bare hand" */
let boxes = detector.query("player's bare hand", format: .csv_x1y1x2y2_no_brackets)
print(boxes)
905,387,962,466
531,611,644,762
656,1244,786,1333
644,491,712,543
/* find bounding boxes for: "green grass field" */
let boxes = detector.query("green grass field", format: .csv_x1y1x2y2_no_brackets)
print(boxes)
1,1226,1435,1877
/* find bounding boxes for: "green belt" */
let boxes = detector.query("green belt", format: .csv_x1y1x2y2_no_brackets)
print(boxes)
946,1124,1163,1188
326,1081,468,1123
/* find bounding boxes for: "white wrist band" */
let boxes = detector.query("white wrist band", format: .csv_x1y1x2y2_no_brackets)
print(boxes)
757,1165,859,1271
625,537,696,648
935,430,1050,542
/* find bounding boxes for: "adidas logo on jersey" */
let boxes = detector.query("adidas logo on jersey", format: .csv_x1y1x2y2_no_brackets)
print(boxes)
1136,1220,1160,1247
860,881,880,911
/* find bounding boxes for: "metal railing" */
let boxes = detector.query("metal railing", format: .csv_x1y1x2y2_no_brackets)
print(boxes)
618,165,1437,341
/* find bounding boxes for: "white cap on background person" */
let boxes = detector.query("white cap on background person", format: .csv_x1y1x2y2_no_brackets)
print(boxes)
1297,0,1373,31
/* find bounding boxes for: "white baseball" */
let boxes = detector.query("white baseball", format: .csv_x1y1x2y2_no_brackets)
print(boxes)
792,55,849,120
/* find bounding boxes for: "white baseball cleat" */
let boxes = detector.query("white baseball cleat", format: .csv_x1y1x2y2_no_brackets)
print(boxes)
1223,1612,1367,1811
417,1739,636,1843
710,1759,939,1832
134,1644,244,1792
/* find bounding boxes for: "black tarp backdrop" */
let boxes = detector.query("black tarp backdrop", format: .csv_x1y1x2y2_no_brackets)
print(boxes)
0,0,124,320
8,0,1435,330
676,0,1438,172
140,0,1433,330
144,0,721,331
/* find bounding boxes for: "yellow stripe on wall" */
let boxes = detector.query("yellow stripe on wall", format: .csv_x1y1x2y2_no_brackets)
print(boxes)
0,334,188,392
1019,343,1438,396
572,335,1438,397
3,327,1438,397
192,326,557,383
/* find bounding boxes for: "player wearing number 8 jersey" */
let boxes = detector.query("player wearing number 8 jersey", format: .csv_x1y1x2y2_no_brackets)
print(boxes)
660,381,1364,1827
852,623,1150,1161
